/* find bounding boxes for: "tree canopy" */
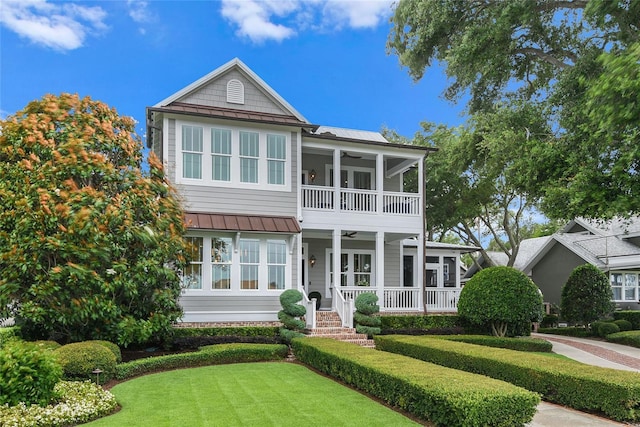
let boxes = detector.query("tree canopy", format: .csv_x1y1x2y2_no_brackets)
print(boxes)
389,0,640,220
0,93,188,346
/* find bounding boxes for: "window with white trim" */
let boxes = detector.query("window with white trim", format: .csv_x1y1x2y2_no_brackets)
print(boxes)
182,126,203,179
240,239,260,290
183,237,203,289
267,240,287,290
240,131,259,183
212,129,231,182
611,272,639,302
211,237,232,289
328,250,374,287
267,134,286,185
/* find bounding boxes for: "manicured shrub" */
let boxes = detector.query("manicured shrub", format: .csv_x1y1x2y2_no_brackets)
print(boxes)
613,311,640,329
292,337,539,426
436,335,553,352
115,343,288,380
354,293,381,337
172,326,280,338
613,319,633,332
54,342,117,383
173,335,278,350
0,340,62,407
376,335,640,422
540,314,559,328
606,330,640,348
380,315,460,332
32,340,62,352
458,266,543,337
278,289,306,343
537,327,592,337
560,264,614,326
85,340,122,363
596,322,620,337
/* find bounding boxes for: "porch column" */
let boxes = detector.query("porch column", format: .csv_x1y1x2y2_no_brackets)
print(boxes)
376,231,385,309
333,149,340,213
332,228,342,302
376,153,383,214
417,231,425,311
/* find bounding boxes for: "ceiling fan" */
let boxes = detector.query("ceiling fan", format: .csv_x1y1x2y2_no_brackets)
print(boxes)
342,231,357,238
342,152,362,159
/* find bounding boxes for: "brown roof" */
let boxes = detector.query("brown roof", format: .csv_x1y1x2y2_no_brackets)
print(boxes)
184,212,301,233
151,102,315,128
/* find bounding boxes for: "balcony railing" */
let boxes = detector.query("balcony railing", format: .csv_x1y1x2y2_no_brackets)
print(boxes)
335,287,422,312
302,185,419,216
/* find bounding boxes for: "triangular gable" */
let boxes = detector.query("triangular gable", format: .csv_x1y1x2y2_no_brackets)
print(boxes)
521,234,602,275
154,58,308,123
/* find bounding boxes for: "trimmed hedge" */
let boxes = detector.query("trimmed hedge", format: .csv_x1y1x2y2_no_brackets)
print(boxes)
291,337,539,427
376,335,640,421
435,335,552,352
614,311,640,330
115,343,288,380
86,340,122,363
172,326,279,338
613,319,633,332
54,342,117,383
536,327,592,337
606,330,640,348
380,315,460,332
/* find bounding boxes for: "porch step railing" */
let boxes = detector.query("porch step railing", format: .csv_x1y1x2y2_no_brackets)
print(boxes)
301,289,317,329
331,287,354,328
425,288,461,312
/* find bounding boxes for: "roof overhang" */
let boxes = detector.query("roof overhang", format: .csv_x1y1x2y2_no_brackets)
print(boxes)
185,212,301,234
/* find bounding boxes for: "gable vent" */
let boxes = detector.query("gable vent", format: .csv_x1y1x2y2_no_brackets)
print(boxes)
227,79,245,104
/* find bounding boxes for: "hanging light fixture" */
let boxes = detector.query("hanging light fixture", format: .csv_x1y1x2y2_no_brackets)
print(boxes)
309,169,316,183
309,254,316,267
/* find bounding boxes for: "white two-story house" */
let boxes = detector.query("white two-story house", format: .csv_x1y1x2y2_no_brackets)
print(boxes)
146,58,433,326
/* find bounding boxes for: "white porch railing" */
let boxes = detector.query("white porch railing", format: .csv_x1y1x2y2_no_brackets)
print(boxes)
301,185,420,216
383,288,422,312
301,290,317,329
332,287,354,328
383,192,420,216
425,288,461,312
340,287,376,302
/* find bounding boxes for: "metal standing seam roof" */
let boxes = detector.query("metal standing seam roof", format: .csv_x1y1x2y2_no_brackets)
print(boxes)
184,212,301,233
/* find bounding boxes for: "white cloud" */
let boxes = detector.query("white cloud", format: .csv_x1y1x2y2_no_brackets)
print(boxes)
0,0,107,51
220,0,394,43
127,0,155,35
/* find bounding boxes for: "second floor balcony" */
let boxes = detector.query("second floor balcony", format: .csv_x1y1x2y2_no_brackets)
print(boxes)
302,185,420,216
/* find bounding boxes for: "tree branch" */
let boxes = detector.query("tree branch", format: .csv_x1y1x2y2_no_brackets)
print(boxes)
514,48,573,69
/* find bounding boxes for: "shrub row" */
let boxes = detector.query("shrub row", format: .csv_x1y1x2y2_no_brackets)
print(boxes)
606,330,640,348
172,326,279,338
172,335,278,349
379,315,460,332
115,343,288,380
613,311,640,330
375,335,640,422
0,326,20,347
536,327,592,337
291,337,539,427
435,335,552,352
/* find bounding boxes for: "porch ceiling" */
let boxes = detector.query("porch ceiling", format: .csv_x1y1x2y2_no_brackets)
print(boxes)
301,230,417,243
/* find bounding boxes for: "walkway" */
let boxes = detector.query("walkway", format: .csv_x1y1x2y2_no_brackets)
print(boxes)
527,333,640,426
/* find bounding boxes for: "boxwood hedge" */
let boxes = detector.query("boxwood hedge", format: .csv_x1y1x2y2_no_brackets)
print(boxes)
115,343,288,380
614,311,640,330
379,315,460,332
606,330,640,348
375,335,640,422
172,326,279,338
434,335,552,352
536,327,592,337
291,337,539,427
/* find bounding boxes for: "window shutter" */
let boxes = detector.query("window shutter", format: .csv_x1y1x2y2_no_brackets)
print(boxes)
227,79,244,104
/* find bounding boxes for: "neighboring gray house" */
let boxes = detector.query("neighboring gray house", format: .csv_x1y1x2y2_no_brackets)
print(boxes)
465,218,640,310
146,58,433,325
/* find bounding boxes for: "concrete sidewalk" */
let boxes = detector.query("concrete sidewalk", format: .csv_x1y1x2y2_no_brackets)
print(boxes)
526,333,640,426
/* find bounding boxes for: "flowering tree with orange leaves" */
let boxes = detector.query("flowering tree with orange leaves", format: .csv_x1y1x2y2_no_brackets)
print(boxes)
0,93,188,346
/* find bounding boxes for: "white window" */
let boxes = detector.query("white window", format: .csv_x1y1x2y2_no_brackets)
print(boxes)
610,272,640,302
267,134,286,185
268,240,287,290
240,131,259,183
182,126,203,179
212,129,231,182
240,239,260,290
328,166,374,189
183,237,203,289
211,237,232,289
328,250,374,287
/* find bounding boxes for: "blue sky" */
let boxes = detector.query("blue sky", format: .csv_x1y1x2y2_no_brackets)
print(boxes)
1,0,466,144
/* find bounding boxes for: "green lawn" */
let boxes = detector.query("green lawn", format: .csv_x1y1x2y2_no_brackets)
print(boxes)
86,362,420,427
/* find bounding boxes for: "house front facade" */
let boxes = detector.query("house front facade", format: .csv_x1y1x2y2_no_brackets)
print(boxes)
146,58,433,325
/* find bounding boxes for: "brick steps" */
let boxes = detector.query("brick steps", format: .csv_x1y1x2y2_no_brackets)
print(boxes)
305,311,375,348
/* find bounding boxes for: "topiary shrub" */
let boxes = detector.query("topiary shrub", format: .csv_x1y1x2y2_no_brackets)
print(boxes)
86,340,122,363
54,342,116,384
458,266,543,337
0,340,62,407
354,293,381,337
278,289,306,343
560,264,614,326
614,319,633,332
596,322,620,337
